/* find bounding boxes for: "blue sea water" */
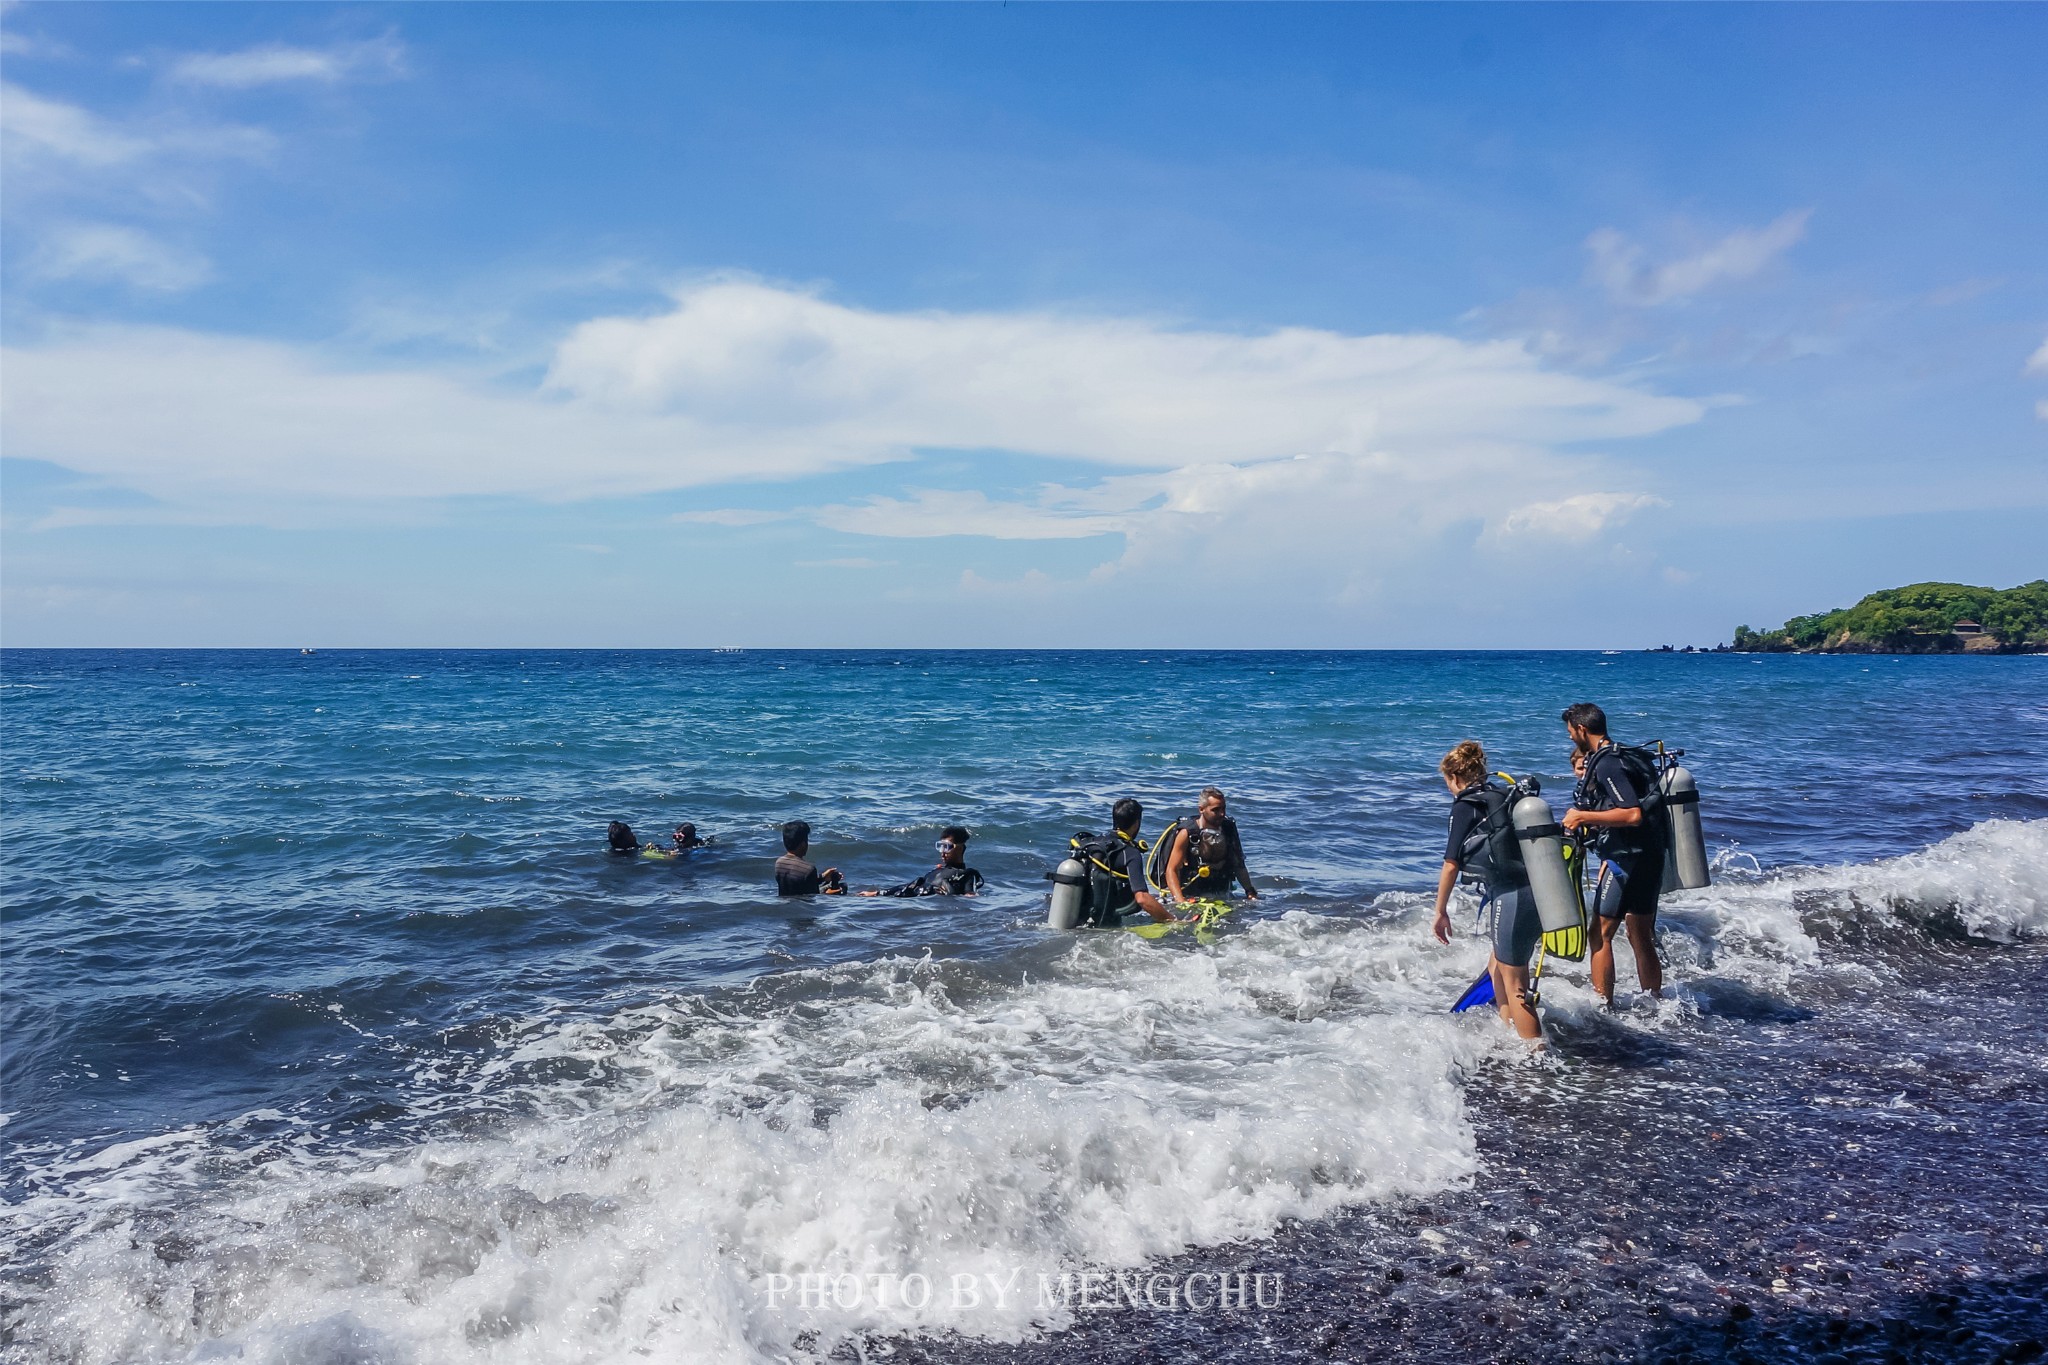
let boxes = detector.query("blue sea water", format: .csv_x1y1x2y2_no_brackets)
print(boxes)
3,649,2046,1363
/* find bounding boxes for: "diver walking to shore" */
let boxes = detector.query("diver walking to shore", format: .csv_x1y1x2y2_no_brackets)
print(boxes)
1155,787,1260,906
1430,742,1544,1041
1561,703,1666,1005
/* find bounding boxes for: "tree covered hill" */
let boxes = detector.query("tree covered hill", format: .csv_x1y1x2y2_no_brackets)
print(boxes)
1732,580,2048,653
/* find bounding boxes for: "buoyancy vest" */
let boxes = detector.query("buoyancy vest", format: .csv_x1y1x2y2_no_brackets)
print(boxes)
1176,817,1242,891
897,864,982,897
1070,829,1146,924
1574,742,1672,855
1453,780,1527,891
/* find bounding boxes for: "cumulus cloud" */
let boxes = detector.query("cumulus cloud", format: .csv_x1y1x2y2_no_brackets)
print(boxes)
1489,491,1668,543
2027,338,2048,376
546,280,1702,462
168,37,406,89
4,281,1705,511
26,223,212,291
1587,210,1811,306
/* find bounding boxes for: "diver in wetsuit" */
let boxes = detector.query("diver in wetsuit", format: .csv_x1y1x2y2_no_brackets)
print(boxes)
642,823,706,861
859,825,985,897
775,820,845,896
1560,702,1666,1005
1429,741,1543,1041
607,821,641,855
1161,787,1259,905
1101,799,1177,925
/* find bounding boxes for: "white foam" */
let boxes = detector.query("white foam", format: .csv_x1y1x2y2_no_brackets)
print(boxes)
4,916,1496,1364
10,819,2042,1364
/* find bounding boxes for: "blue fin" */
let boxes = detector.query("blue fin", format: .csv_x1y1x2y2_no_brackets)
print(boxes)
1451,968,1496,1013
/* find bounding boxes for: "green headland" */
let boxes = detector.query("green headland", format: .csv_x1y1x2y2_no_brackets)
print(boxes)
1732,580,2048,654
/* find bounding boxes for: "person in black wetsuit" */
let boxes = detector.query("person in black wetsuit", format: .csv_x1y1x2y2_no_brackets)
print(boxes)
1428,741,1543,1041
607,821,640,855
1099,798,1176,925
858,825,985,897
775,820,844,896
1161,788,1259,905
1560,702,1665,1005
642,822,706,861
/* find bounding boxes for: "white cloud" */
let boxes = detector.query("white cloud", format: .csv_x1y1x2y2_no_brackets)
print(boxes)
0,80,272,189
169,37,406,89
1587,210,1811,306
1490,491,1667,542
4,281,1706,511
2036,399,2048,423
26,223,212,291
672,508,789,527
544,279,1701,458
1,81,151,166
2027,338,2048,376
815,489,1132,540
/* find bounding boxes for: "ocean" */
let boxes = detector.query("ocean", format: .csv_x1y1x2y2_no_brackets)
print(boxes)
3,649,2045,1364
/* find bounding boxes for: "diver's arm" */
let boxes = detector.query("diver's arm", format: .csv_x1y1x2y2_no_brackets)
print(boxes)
1132,889,1176,923
1164,830,1190,903
1561,806,1642,832
1430,860,1459,944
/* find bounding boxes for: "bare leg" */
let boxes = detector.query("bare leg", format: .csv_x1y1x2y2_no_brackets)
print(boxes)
1625,912,1664,998
1588,914,1621,1007
1490,958,1544,1041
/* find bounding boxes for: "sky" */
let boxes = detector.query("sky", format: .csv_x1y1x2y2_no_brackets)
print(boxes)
1,3,2042,648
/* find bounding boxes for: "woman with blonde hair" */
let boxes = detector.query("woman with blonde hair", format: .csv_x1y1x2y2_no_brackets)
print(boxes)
1430,740,1543,1042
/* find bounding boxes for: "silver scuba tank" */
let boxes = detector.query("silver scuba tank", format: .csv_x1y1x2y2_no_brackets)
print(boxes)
1659,764,1711,890
1047,856,1087,929
1509,790,1583,936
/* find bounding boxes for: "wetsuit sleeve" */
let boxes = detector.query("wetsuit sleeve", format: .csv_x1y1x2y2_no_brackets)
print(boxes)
965,868,985,895
1117,843,1147,887
1444,801,1479,866
878,877,922,897
1590,750,1641,811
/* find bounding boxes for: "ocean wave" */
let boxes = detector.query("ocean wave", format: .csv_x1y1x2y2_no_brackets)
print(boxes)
5,820,2043,1364
1,918,1495,1364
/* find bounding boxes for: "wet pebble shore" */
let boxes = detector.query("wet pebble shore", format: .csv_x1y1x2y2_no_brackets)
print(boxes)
905,944,2048,1365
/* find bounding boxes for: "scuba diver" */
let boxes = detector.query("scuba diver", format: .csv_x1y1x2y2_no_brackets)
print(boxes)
606,821,641,855
858,825,985,897
1050,799,1175,927
1159,788,1260,905
641,822,705,860
1429,741,1543,1042
1560,702,1666,1005
775,820,845,896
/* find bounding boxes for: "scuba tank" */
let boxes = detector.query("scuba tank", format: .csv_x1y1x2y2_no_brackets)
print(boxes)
1047,855,1088,929
1508,781,1584,943
1659,762,1711,890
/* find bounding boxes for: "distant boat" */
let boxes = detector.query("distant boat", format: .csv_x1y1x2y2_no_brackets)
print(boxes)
300,648,317,655
712,647,745,654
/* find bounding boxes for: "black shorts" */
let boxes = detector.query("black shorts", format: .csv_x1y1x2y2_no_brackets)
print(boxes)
1592,853,1661,922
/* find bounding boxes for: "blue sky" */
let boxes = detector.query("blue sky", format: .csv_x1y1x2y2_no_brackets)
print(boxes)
2,3,2041,648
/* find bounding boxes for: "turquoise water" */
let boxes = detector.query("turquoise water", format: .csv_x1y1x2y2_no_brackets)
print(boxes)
3,649,2046,1363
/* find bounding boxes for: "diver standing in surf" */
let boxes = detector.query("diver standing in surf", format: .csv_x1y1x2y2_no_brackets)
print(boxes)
1560,702,1667,1005
1430,741,1544,1041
